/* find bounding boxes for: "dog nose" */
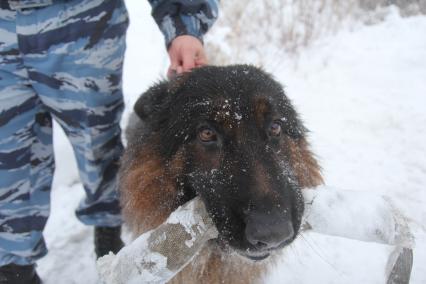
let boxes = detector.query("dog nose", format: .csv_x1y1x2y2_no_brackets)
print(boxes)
245,214,294,249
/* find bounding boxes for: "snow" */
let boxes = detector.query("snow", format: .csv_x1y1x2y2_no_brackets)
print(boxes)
35,1,426,283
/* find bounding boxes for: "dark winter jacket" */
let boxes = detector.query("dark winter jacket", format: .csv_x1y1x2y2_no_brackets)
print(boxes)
3,0,219,47
148,0,219,47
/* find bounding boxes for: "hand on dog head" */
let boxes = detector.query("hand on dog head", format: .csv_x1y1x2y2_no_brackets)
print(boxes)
128,65,323,261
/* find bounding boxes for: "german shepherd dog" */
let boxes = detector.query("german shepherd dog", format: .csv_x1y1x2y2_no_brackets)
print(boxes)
119,65,323,283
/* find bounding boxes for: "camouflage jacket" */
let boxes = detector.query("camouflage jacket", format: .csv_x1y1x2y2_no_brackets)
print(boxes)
5,0,219,47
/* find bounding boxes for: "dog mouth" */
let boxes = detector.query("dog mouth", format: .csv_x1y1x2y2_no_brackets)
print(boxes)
239,250,271,261
211,217,301,262
215,238,272,261
215,235,293,261
237,235,296,261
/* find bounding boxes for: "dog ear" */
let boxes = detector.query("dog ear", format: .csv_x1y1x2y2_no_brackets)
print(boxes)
134,81,169,120
133,73,191,121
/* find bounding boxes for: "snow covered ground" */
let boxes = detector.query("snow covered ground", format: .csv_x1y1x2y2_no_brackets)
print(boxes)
37,1,426,283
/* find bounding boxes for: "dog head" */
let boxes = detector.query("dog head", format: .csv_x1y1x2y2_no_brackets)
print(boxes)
125,65,323,261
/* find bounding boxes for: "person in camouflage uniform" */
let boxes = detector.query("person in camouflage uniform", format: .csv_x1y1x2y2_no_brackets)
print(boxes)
0,0,218,282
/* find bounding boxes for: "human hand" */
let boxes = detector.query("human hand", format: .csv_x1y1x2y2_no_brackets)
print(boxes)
167,35,207,79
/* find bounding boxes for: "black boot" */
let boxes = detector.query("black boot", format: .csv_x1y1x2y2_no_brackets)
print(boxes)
94,226,124,258
0,264,41,284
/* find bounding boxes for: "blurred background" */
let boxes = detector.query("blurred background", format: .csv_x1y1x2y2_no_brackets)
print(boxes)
38,1,426,283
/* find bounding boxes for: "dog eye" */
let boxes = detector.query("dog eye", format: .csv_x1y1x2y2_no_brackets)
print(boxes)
269,122,282,137
198,128,217,143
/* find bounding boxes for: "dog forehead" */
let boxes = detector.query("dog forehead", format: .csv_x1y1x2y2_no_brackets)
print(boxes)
184,95,276,130
210,97,245,124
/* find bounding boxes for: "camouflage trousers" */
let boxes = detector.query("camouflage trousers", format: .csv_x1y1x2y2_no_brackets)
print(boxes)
0,0,128,265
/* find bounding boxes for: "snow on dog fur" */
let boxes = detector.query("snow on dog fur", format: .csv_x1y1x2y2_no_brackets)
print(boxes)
119,65,323,283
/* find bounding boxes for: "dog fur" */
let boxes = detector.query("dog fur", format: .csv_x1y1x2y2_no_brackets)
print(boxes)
119,65,323,283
